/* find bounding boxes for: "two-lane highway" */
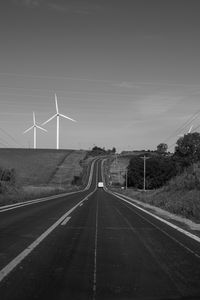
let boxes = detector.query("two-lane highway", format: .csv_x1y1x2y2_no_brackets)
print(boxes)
0,158,98,279
0,159,200,299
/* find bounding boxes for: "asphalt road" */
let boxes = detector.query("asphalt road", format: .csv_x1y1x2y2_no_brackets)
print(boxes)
0,159,200,300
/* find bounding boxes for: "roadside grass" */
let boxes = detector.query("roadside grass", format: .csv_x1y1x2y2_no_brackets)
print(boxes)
49,150,87,186
105,159,200,223
115,188,200,222
0,149,90,206
0,183,82,207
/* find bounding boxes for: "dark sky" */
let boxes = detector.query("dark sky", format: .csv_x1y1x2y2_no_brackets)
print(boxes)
1,0,200,150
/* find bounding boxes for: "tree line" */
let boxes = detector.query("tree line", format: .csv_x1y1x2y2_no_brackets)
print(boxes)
87,146,116,157
127,132,200,189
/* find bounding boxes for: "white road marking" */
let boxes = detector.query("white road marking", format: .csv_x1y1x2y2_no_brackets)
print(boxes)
79,203,83,206
101,151,200,245
0,195,90,283
0,159,100,283
0,191,82,213
93,197,99,300
0,158,98,213
113,191,200,244
109,191,200,259
61,217,71,226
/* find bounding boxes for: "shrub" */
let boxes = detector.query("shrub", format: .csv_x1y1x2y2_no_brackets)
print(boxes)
127,155,177,189
71,175,82,186
0,168,16,193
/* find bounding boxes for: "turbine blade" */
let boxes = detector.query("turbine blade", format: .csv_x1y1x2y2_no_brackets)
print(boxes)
55,94,59,113
60,114,77,122
42,114,56,125
23,125,34,134
36,125,47,132
188,125,193,133
33,112,36,125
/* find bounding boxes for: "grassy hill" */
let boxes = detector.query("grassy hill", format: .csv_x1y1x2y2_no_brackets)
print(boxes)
0,148,73,185
0,148,88,205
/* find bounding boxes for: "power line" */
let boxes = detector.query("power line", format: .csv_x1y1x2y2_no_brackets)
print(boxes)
191,123,200,132
163,109,200,144
0,135,10,147
0,127,23,148
0,72,116,84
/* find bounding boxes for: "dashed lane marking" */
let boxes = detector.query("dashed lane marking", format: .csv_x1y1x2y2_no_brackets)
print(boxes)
61,217,71,226
0,193,94,283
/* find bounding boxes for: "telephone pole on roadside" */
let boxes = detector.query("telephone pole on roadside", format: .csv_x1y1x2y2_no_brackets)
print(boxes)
141,155,150,191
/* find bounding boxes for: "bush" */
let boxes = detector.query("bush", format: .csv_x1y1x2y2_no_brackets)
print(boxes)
0,168,16,193
127,155,177,189
71,175,82,186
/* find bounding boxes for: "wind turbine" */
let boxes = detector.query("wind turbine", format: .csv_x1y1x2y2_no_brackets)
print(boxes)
42,94,76,150
24,112,47,149
178,125,193,137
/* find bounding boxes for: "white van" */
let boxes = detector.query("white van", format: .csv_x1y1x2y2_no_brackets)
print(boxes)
98,182,104,188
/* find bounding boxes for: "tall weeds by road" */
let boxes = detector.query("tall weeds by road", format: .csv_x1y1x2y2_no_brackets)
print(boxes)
135,163,200,222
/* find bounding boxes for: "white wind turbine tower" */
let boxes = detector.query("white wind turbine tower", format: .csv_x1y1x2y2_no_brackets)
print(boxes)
42,94,76,150
24,112,47,149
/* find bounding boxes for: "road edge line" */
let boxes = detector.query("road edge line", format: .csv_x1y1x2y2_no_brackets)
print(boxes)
0,189,96,283
108,190,200,244
0,158,98,213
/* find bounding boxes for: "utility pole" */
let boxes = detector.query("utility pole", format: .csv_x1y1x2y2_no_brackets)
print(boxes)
125,168,128,190
141,155,150,191
115,153,120,184
118,168,128,189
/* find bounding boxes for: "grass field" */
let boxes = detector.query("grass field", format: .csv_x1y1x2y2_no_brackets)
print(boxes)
0,148,88,206
48,150,87,187
0,148,73,185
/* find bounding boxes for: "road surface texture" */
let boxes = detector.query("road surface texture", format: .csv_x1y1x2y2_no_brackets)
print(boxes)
0,159,200,300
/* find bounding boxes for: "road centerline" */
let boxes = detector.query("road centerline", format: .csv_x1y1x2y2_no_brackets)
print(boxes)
92,196,99,300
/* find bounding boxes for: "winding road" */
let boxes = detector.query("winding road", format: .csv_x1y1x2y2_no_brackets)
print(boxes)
0,159,200,299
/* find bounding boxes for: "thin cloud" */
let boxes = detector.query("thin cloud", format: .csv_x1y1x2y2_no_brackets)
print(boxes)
13,0,100,14
13,0,41,7
47,1,101,14
47,3,69,13
47,3,91,14
47,3,68,13
113,81,140,89
136,95,182,117
113,82,134,88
